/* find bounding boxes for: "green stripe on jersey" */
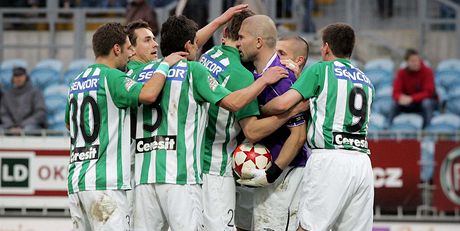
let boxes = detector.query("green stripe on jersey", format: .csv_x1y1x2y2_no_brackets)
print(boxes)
199,45,260,177
66,64,142,193
131,59,231,184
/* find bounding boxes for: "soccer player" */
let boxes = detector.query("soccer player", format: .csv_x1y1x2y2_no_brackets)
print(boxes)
132,15,289,231
199,10,308,231
65,22,185,231
236,15,309,231
261,23,375,231
276,34,310,77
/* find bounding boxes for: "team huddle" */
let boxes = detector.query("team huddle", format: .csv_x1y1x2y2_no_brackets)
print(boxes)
65,4,374,231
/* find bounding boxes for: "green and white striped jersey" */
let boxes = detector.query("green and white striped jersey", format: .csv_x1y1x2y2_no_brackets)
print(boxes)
199,45,260,176
129,59,231,185
292,59,374,154
65,64,143,194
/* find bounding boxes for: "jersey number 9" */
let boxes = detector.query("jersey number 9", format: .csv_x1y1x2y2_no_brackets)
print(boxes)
347,86,367,133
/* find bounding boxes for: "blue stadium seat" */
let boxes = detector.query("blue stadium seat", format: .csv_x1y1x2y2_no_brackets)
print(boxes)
364,69,393,89
435,70,460,91
368,112,388,131
35,59,63,73
0,58,27,70
372,97,393,117
425,113,460,132
0,69,12,89
63,69,84,84
436,86,448,107
44,84,68,114
48,109,67,131
436,59,460,72
389,113,423,135
446,95,460,116
364,58,394,72
68,58,93,71
29,68,61,89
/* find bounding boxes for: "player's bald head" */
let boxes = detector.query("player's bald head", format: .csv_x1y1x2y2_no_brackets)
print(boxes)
242,15,277,48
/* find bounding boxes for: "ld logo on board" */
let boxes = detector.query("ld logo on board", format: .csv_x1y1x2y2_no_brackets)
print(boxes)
440,147,460,205
1,158,29,188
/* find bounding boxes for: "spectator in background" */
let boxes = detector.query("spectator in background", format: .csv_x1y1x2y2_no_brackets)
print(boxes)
0,67,46,134
126,0,159,35
377,0,393,18
390,49,436,128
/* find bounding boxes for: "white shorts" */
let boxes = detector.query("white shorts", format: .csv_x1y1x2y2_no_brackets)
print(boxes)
235,185,254,231
253,166,304,231
297,149,374,231
201,174,236,231
133,184,203,231
69,190,131,231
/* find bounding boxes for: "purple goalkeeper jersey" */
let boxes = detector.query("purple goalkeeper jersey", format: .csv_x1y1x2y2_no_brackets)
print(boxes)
253,54,309,167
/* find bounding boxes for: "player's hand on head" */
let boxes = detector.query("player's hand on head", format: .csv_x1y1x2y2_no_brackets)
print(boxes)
163,52,189,67
215,4,249,26
281,59,300,77
262,66,288,85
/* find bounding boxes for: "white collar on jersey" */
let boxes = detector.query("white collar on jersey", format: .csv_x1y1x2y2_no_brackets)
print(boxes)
256,52,278,75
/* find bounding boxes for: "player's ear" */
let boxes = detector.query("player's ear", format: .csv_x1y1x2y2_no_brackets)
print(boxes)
256,37,263,49
296,56,305,66
223,27,229,39
113,44,121,56
184,40,192,53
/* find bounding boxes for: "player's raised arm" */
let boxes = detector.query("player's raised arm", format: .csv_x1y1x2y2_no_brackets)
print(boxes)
196,4,249,49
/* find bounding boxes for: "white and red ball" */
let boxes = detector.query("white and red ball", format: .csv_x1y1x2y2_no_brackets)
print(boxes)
232,142,272,178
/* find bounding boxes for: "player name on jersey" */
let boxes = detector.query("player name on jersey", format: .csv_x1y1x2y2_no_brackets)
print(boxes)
137,62,188,83
69,76,99,94
333,64,372,87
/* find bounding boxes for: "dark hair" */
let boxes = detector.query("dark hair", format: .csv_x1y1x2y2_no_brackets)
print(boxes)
160,15,198,56
322,23,355,58
126,19,152,47
225,9,255,41
404,48,419,61
12,66,27,76
92,22,128,57
279,34,310,58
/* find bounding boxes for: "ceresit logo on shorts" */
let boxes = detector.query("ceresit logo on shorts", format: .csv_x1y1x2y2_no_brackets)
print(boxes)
135,136,177,153
70,145,99,163
440,147,460,205
333,132,368,149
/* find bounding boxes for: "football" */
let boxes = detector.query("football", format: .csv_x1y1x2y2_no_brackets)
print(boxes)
232,142,272,178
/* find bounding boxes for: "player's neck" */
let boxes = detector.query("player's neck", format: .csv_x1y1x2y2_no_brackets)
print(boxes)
254,49,276,74
95,56,116,69
223,39,238,48
131,56,148,64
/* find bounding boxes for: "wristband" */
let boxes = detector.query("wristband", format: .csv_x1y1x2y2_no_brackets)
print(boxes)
265,162,283,183
154,61,170,77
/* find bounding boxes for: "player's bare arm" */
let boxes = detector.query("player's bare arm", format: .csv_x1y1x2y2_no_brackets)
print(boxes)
218,66,288,112
138,51,188,104
196,4,249,48
261,89,304,115
274,124,307,170
238,101,308,143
